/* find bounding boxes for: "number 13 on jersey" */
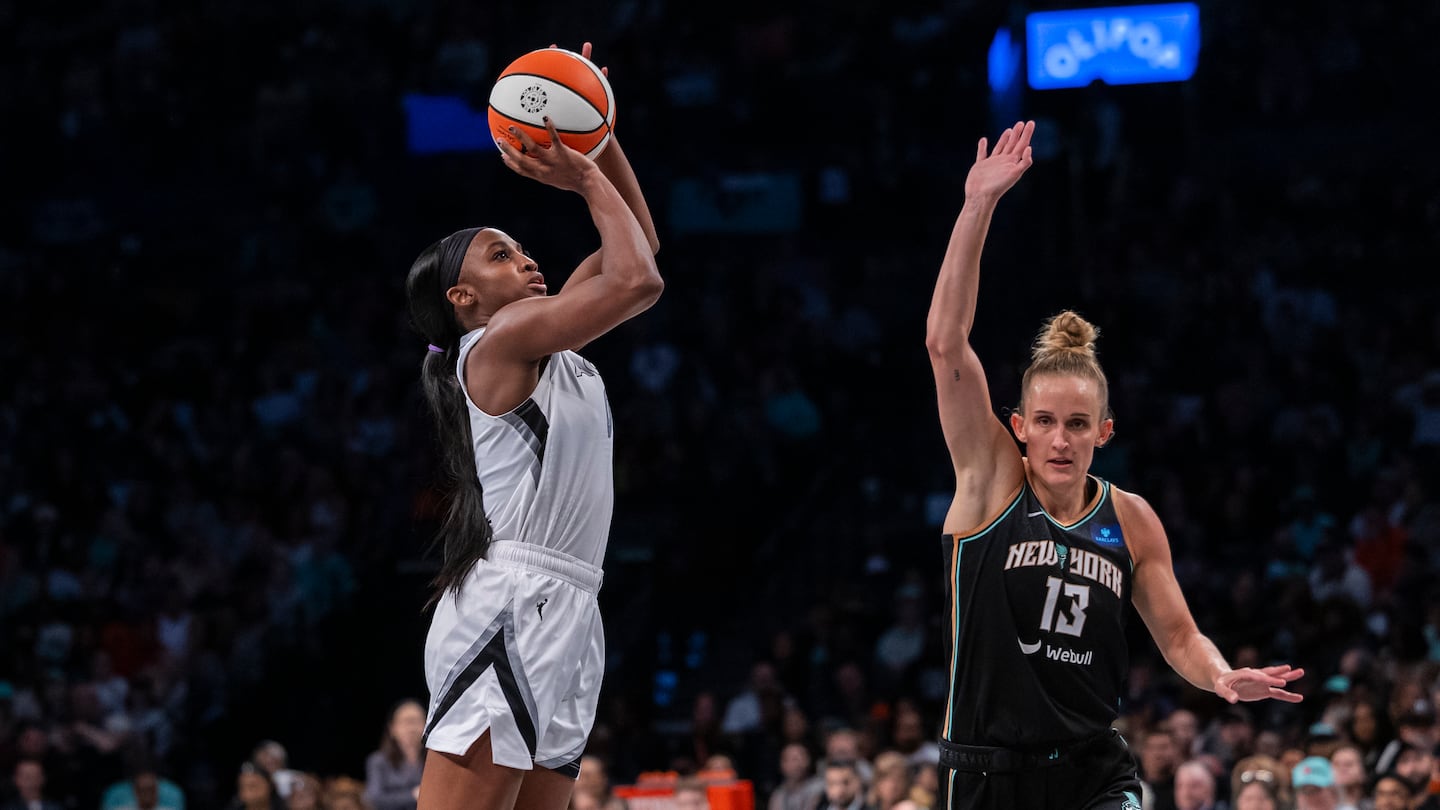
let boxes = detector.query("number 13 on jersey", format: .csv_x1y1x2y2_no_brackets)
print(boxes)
1040,576,1090,636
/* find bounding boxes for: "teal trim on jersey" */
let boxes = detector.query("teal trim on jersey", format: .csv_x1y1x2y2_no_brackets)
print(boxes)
944,490,1023,739
951,486,1026,542
1038,477,1110,530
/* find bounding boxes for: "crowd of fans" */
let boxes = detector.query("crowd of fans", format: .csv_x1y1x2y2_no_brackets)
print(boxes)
3,0,1439,808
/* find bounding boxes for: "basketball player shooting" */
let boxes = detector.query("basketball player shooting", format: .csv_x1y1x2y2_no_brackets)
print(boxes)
403,41,662,810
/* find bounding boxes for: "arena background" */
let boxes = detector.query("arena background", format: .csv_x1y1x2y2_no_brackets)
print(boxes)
3,0,1439,807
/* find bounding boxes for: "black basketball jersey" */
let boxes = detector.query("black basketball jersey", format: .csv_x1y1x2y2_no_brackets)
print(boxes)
940,476,1133,747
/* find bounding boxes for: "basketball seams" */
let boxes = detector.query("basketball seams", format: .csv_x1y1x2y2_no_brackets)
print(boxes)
524,48,610,115
488,105,607,137
496,70,610,124
488,48,615,158
488,106,611,158
569,56,615,126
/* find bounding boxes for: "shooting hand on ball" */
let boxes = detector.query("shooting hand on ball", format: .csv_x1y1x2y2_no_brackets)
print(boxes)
496,116,600,194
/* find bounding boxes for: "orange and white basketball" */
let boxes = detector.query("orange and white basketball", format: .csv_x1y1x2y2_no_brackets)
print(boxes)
488,48,615,159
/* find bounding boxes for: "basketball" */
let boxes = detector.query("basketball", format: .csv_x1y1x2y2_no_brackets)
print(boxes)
488,48,616,159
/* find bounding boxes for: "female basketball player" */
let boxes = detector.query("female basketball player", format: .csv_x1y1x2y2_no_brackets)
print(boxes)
923,120,1304,810
404,43,661,810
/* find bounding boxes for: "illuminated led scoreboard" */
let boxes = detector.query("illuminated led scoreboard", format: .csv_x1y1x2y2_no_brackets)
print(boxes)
1024,3,1200,89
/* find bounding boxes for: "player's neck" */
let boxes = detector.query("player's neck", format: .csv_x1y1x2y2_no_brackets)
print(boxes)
1024,465,1091,522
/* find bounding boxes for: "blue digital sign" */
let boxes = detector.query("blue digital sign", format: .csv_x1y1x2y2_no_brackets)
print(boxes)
401,93,497,155
1026,3,1200,89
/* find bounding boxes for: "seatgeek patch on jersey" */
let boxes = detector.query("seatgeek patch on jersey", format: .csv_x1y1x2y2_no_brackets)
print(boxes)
1090,523,1125,547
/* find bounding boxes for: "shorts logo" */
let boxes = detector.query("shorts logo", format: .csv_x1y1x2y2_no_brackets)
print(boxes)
1091,523,1125,547
536,598,548,620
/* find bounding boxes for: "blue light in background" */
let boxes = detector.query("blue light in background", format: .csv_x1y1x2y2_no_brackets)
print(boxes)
988,27,1021,95
1025,3,1200,90
401,94,497,155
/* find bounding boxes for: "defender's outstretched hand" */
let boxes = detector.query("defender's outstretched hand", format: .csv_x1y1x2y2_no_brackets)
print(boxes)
1214,664,1305,704
966,120,1035,202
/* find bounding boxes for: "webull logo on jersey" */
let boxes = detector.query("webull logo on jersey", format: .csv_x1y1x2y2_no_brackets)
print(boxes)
1003,540,1125,597
1044,644,1094,665
1018,637,1095,666
1091,523,1125,547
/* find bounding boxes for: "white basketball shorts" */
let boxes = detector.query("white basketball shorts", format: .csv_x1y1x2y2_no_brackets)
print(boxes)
422,541,605,776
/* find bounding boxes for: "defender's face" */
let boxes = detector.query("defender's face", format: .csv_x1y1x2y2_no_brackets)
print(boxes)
1012,373,1112,490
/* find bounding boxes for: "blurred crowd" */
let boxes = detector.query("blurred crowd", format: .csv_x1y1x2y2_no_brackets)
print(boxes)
3,0,1440,808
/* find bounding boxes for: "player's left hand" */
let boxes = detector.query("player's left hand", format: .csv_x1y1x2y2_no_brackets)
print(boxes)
1214,664,1305,703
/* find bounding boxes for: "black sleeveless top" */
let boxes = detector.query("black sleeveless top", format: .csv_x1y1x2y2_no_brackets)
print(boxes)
939,476,1133,747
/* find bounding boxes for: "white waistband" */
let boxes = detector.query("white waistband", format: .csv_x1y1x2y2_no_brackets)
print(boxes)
487,541,603,593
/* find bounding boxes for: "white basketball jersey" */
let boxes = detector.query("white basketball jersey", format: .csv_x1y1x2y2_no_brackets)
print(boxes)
456,327,614,569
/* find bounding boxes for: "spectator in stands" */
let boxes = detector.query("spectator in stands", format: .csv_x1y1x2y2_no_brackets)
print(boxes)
674,692,726,774
1293,756,1340,810
100,764,185,810
885,702,938,773
1142,730,1182,810
225,762,284,810
1197,707,1257,777
1369,772,1412,810
1173,760,1221,810
287,774,322,810
363,699,423,810
674,780,710,810
1327,744,1366,810
1389,742,1437,801
252,742,302,800
574,754,628,810
865,752,913,810
0,759,64,810
1344,700,1392,773
722,662,786,737
769,743,823,810
1376,700,1437,776
822,729,873,785
703,754,736,775
1230,778,1280,810
813,760,873,810
872,584,927,690
322,791,372,810
1165,710,1202,760
321,778,370,810
1229,755,1286,809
